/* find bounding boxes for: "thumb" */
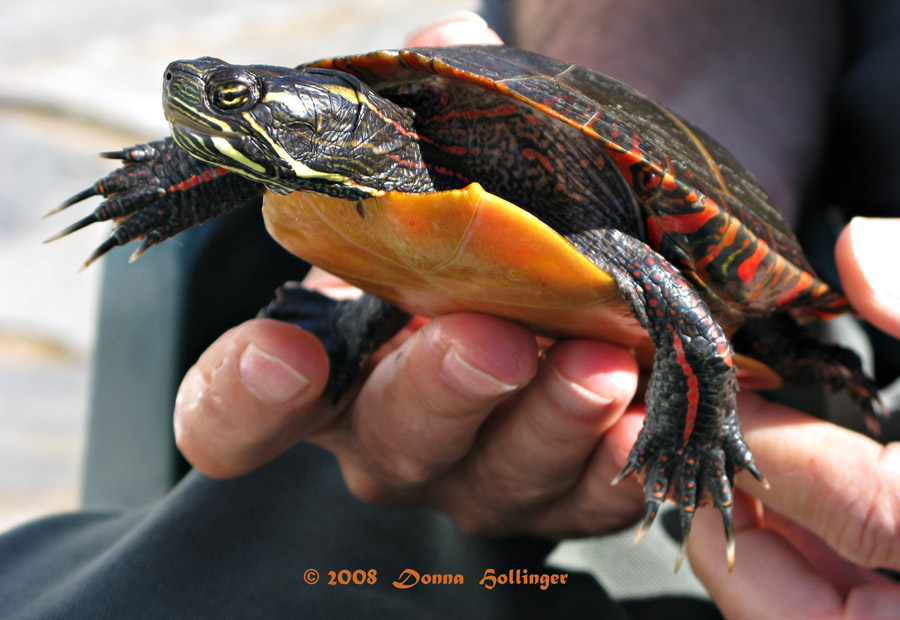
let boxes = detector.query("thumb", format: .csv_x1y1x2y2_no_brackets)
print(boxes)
174,319,330,478
404,11,503,47
835,217,900,339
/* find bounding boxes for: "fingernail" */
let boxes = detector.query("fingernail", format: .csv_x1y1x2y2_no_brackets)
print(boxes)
548,367,615,415
440,346,519,398
850,217,900,302
239,344,310,405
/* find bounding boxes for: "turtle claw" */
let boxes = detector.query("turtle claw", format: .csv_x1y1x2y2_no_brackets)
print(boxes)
100,149,131,160
829,357,888,435
671,501,734,574
673,504,696,574
128,240,153,263
44,187,100,218
80,236,120,271
631,501,660,547
611,463,636,486
43,212,100,243
856,393,891,437
674,536,688,575
864,415,882,437
745,462,770,489
100,144,159,162
722,506,736,572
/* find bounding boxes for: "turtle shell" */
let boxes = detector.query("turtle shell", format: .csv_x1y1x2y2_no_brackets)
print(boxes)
301,46,842,318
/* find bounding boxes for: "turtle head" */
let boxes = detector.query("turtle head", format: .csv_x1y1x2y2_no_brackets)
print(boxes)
163,57,429,198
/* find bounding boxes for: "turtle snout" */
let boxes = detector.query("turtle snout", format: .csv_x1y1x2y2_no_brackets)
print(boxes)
164,57,230,84
163,61,197,100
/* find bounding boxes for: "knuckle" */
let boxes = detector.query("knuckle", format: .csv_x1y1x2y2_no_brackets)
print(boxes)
489,478,549,509
432,476,525,537
339,461,397,506
465,456,554,512
354,439,441,488
387,460,439,487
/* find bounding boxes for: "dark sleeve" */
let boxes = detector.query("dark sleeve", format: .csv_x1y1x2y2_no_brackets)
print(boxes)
0,443,631,620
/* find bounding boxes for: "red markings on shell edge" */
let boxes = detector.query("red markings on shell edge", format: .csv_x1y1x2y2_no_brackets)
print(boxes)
655,197,718,234
671,333,699,446
696,216,740,272
736,239,769,283
775,271,814,308
606,141,645,184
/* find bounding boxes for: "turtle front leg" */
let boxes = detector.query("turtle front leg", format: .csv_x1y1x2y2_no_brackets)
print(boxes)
261,284,412,400
47,137,263,267
586,229,766,571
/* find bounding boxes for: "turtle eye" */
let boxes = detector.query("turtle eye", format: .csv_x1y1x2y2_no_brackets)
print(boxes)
206,71,261,113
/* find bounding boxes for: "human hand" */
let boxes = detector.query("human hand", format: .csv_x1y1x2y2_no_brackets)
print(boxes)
687,217,900,619
174,272,649,536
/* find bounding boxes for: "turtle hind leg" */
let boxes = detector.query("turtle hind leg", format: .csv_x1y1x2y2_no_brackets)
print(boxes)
587,228,764,569
261,284,412,400
734,314,887,433
615,348,763,571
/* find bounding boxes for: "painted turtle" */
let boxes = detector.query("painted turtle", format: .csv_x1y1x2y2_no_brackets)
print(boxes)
52,45,883,570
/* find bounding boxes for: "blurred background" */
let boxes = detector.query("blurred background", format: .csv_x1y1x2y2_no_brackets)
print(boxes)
0,0,479,533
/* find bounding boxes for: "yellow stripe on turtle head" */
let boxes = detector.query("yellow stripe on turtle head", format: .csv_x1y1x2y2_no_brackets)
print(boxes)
242,113,352,184
321,83,394,119
210,136,266,173
262,85,363,109
320,83,362,105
